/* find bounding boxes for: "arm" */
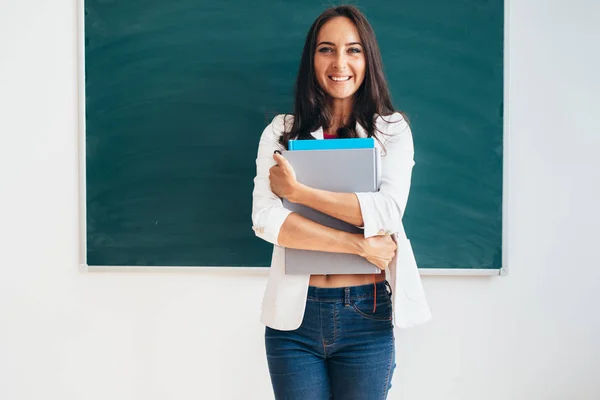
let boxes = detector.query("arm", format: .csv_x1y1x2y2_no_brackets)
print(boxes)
251,116,294,246
269,148,364,228
251,115,360,254
274,113,414,238
288,185,364,227
252,115,398,268
278,213,397,269
354,113,415,238
277,213,363,255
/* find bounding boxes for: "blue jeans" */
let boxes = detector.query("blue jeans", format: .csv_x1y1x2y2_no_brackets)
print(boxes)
265,281,396,400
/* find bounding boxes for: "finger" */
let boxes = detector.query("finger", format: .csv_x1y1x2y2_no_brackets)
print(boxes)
272,153,280,167
273,153,289,168
269,180,279,195
268,166,278,177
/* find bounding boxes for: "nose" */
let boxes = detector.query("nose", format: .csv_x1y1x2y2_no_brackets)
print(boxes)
333,52,348,70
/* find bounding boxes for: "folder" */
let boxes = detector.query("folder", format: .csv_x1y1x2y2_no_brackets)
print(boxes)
282,148,381,275
288,137,375,151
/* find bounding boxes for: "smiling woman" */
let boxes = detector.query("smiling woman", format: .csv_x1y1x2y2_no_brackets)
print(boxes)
252,5,431,400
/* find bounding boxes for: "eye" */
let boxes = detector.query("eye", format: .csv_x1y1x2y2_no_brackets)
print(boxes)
348,47,362,54
317,47,333,53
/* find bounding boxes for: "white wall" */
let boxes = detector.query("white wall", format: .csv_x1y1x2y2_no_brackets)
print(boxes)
1,0,599,399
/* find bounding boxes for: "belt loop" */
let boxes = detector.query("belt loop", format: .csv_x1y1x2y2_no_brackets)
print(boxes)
344,287,350,306
385,280,393,296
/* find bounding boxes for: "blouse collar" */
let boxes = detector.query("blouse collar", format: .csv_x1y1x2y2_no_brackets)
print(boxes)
311,120,368,139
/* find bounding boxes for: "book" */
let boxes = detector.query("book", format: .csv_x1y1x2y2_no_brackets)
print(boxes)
282,148,381,275
288,137,375,151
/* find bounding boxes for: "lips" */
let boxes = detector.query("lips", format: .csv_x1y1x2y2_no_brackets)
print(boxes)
329,76,352,82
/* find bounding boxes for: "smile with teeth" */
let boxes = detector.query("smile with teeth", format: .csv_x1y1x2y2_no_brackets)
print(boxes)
329,76,352,82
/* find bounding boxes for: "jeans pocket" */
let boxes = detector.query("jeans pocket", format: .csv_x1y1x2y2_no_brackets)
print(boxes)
350,295,393,321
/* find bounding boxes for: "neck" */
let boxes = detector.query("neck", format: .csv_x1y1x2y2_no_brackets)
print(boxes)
327,97,353,133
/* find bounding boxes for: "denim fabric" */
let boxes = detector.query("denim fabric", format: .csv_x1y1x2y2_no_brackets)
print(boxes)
265,281,396,400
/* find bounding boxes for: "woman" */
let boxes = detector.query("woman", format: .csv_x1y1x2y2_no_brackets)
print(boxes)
251,5,431,400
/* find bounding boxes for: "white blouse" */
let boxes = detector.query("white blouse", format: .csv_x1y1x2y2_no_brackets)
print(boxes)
252,113,431,330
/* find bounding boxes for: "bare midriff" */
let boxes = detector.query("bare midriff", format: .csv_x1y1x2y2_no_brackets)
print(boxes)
309,273,385,288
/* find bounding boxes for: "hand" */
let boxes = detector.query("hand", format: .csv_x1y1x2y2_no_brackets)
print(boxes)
270,152,300,201
359,235,397,270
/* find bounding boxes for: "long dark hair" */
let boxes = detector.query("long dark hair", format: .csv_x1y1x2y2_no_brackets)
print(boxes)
280,5,399,149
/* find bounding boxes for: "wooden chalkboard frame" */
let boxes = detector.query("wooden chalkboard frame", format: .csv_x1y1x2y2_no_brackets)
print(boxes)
77,0,509,276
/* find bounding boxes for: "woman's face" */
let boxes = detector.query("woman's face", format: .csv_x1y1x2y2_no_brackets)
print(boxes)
314,17,366,103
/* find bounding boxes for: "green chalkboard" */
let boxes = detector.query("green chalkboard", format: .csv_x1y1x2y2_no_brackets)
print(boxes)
84,0,504,269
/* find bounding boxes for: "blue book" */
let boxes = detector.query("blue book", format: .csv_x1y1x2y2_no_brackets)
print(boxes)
288,137,375,151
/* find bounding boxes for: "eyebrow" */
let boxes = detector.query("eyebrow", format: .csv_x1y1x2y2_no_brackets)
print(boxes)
316,41,363,47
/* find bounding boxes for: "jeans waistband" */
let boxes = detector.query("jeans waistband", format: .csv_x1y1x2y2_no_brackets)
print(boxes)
307,281,391,302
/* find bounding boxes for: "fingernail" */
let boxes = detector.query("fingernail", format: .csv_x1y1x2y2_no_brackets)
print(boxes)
274,150,282,155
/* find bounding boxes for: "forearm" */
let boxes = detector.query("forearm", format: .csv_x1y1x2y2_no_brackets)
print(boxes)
290,184,364,227
277,212,365,256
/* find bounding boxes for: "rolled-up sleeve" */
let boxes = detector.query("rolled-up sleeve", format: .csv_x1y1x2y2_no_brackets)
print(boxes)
355,113,415,238
251,115,293,246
